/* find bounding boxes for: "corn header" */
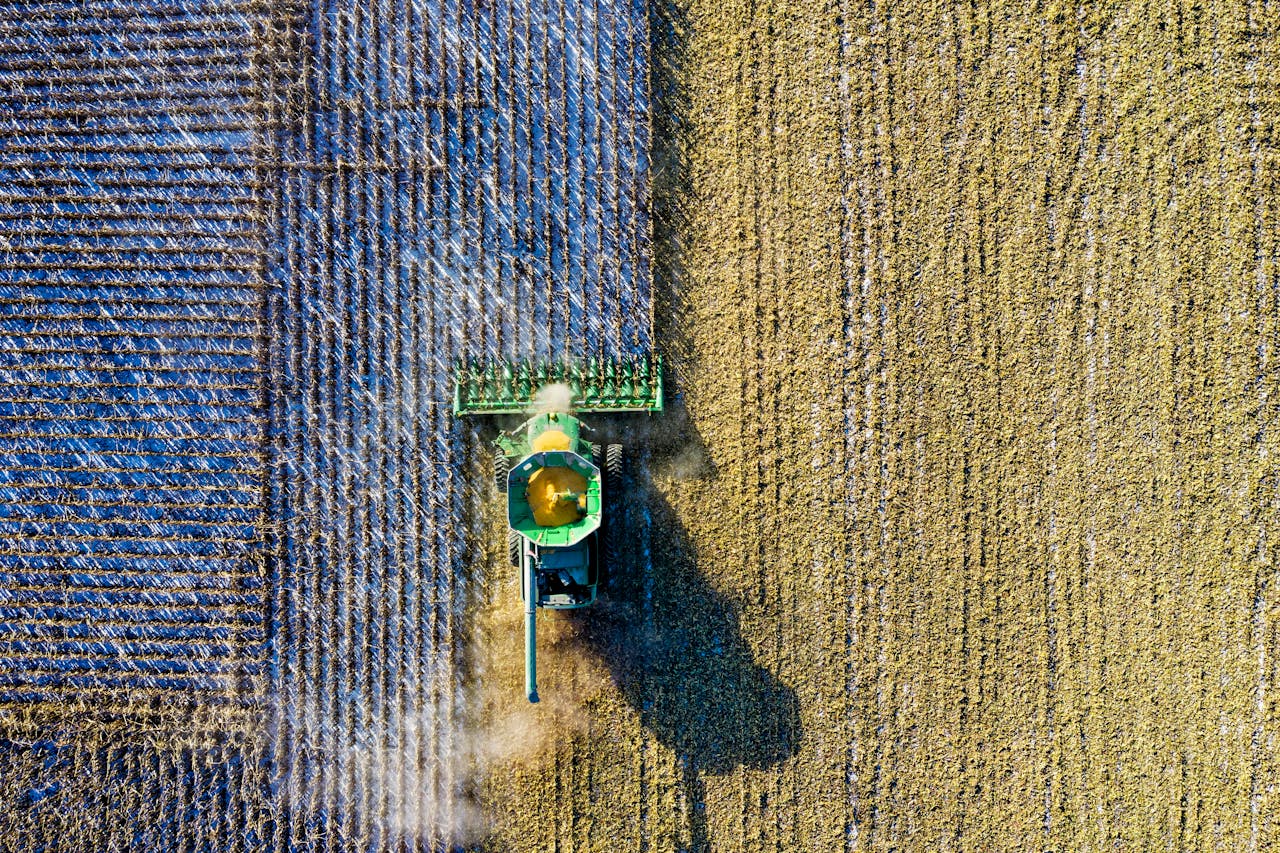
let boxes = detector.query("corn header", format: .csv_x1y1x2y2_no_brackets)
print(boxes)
453,356,663,415
454,356,662,702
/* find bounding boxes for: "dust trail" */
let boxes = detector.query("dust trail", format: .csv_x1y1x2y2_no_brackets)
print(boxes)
465,570,602,757
344,708,485,847
306,498,606,849
459,549,610,826
280,662,588,848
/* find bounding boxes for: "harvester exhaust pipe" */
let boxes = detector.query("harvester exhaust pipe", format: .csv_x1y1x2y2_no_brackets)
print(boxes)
525,561,539,703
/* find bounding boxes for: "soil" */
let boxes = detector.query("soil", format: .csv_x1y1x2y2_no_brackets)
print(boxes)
471,0,1280,849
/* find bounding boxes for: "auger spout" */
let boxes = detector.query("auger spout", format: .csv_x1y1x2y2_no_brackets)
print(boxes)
525,559,539,703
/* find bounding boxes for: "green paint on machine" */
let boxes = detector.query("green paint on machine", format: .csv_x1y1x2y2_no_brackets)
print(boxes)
452,356,664,415
454,359,660,703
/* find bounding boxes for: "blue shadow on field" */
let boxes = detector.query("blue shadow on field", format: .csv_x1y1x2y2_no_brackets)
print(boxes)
581,402,803,777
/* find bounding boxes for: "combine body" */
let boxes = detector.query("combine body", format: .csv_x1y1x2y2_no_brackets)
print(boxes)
497,412,604,702
455,357,660,703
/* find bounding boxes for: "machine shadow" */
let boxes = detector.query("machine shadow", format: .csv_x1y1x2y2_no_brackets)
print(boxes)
572,0,800,784
571,405,801,777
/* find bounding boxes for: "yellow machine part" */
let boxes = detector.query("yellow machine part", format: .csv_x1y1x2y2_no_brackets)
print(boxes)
531,429,572,451
526,466,587,527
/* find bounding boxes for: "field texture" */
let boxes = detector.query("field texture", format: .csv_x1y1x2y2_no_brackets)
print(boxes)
0,0,269,716
560,0,1278,849
478,0,1280,850
0,0,652,848
3,0,1280,850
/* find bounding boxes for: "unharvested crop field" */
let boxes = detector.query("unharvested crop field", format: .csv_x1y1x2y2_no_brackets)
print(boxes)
2,0,1280,850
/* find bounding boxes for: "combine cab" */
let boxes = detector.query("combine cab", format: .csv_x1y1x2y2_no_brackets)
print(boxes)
454,357,661,702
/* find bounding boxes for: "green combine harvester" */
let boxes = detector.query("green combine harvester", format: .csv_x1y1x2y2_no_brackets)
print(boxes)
454,357,662,702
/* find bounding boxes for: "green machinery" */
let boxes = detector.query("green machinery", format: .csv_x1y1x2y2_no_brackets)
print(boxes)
453,356,664,416
454,356,662,702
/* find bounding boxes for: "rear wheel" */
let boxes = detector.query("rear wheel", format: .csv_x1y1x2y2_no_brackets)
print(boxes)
494,454,509,494
507,529,521,567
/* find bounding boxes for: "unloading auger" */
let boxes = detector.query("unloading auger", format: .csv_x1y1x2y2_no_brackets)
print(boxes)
454,356,662,702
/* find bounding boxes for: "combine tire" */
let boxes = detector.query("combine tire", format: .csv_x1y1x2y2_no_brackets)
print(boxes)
494,454,509,494
508,529,521,567
598,444,625,591
590,443,602,468
605,444,623,480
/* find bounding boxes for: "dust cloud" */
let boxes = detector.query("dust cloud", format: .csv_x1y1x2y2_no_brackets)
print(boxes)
330,554,602,848
532,382,574,414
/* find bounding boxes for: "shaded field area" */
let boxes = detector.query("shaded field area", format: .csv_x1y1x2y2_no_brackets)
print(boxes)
475,0,1280,850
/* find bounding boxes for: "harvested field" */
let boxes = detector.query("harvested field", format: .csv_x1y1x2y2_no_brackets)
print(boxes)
476,0,1280,849
2,0,1280,850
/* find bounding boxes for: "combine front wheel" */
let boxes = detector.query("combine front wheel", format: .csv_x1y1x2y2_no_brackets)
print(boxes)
494,454,509,493
605,444,623,480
